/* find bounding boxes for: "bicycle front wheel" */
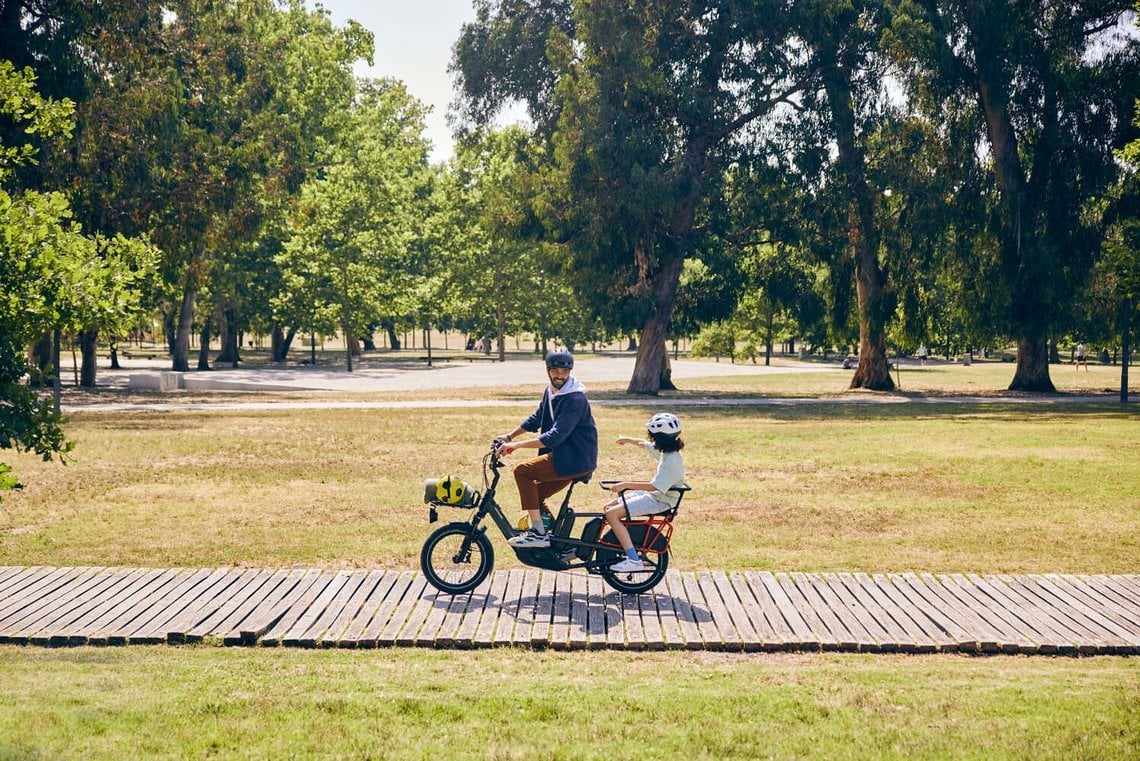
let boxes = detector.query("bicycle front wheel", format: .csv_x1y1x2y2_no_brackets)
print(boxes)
420,522,495,594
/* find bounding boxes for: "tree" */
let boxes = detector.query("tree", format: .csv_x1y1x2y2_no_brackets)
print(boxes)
890,0,1140,390
275,79,431,371
1,62,152,488
455,1,815,394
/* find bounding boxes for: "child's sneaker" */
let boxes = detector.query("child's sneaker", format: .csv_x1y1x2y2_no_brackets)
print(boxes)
508,530,550,548
610,557,645,573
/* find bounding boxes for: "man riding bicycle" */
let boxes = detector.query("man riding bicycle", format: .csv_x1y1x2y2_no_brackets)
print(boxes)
494,349,598,548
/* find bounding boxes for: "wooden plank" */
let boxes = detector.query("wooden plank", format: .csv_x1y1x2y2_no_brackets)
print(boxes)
0,568,109,643
394,575,438,647
364,571,419,647
1074,576,1140,630
621,591,646,651
235,569,314,643
87,568,186,645
1010,575,1130,652
0,567,96,634
603,582,627,649
510,570,540,646
681,572,723,650
216,570,300,646
165,568,257,644
918,573,1002,653
0,567,54,602
296,570,370,647
834,573,904,653
38,567,154,646
335,571,397,647
36,568,151,646
853,573,934,653
777,573,838,650
696,572,741,651
935,574,1027,653
420,587,469,648
653,575,686,650
1090,575,1140,608
529,571,556,648
945,574,1036,653
568,574,590,651
966,574,1067,653
261,570,338,646
898,573,979,652
806,573,879,652
824,574,890,652
549,573,573,650
135,568,235,644
726,572,784,650
471,570,509,647
131,568,221,644
992,575,1099,653
491,569,524,646
791,573,860,651
449,576,494,647
314,569,380,647
661,570,701,650
637,587,665,651
585,574,610,649
741,571,796,647
0,567,74,621
710,571,759,652
0,566,35,595
753,571,816,650
1043,575,1140,639
184,569,273,643
877,574,958,652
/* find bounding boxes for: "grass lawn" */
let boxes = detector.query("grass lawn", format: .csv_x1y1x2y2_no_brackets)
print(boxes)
0,647,1136,760
2,367,1137,759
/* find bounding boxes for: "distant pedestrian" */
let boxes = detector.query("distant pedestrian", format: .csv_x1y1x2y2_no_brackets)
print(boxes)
917,345,928,366
1076,342,1088,371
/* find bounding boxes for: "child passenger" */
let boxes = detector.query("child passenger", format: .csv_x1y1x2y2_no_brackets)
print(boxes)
603,413,685,573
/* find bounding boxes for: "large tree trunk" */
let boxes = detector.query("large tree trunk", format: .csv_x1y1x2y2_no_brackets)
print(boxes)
271,323,295,362
967,12,1055,392
820,49,894,391
173,287,197,372
29,332,53,387
79,329,98,387
628,250,684,394
1010,336,1055,392
381,319,400,350
215,307,240,364
197,318,211,371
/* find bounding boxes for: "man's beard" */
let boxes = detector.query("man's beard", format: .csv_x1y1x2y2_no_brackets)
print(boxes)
550,376,567,389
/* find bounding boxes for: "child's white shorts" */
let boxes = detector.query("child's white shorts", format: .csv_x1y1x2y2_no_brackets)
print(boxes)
619,491,672,518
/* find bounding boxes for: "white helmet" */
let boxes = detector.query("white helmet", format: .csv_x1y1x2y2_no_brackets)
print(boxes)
647,413,681,435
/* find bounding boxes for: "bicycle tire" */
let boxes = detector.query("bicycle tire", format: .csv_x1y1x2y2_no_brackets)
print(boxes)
598,528,669,594
420,522,494,595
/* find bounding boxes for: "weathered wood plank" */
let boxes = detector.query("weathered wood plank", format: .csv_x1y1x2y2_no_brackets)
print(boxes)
807,573,879,652
791,573,860,651
944,574,1035,653
681,572,722,651
217,569,297,646
754,571,817,650
423,588,470,648
878,574,957,653
376,574,429,647
87,568,186,646
236,569,314,643
185,569,272,643
710,571,758,652
33,568,147,645
992,575,1098,654
472,570,510,648
549,573,573,651
1043,575,1140,639
585,574,610,649
824,574,889,652
727,572,784,650
530,571,557,648
0,567,98,635
296,570,370,647
778,573,838,650
1079,575,1140,623
662,570,701,650
511,570,540,646
335,571,397,647
450,577,494,649
395,576,439,647
133,568,223,644
0,568,74,622
491,569,524,647
653,575,686,650
897,573,978,652
166,568,259,644
1007,576,1127,653
568,574,590,651
261,570,338,646
365,571,419,646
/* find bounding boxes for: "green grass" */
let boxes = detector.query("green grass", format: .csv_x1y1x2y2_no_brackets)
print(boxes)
3,380,1138,759
0,647,1135,760
2,403,1137,572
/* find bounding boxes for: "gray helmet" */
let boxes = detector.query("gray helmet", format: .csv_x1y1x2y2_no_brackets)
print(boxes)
544,349,574,369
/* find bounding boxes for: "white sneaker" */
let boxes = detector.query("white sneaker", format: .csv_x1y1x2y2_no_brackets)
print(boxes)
508,530,550,548
610,557,645,573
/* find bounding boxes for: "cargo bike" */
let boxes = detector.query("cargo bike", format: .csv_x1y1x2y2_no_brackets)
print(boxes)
420,442,690,595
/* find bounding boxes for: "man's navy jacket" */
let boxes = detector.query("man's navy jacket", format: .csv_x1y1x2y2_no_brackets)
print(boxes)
520,383,598,478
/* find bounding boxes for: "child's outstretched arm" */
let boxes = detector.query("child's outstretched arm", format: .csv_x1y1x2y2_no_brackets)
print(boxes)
615,435,648,447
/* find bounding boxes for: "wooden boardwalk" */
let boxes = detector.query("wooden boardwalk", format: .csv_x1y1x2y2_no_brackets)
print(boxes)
0,566,1136,653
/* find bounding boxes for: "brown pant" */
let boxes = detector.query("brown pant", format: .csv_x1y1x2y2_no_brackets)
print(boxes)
513,453,592,512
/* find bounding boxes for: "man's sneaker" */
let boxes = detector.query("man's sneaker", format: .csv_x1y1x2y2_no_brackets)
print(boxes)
508,530,550,548
610,557,645,573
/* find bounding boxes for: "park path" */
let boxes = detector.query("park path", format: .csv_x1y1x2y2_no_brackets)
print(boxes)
1,566,1136,653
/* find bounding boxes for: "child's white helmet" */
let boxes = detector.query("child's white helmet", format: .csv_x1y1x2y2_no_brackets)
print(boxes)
647,413,681,435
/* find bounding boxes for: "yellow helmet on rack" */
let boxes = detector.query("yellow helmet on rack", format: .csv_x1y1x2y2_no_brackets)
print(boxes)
423,476,476,506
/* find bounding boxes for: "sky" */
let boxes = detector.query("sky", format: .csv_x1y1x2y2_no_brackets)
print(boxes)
317,0,479,163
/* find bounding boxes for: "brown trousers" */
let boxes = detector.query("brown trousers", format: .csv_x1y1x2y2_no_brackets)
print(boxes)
513,453,593,512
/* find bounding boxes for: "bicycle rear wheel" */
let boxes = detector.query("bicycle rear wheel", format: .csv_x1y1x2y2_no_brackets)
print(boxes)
600,548,669,594
421,523,494,594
